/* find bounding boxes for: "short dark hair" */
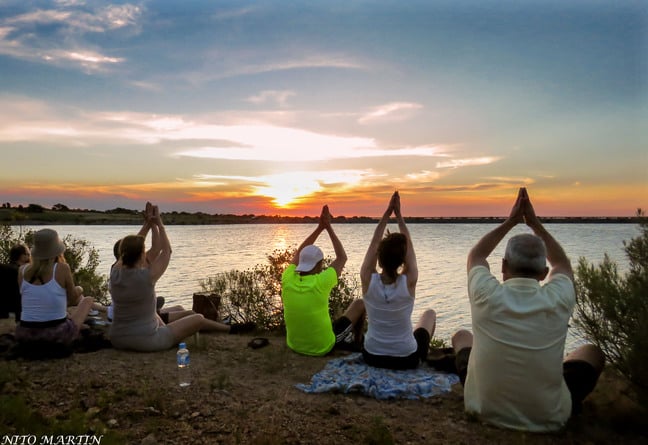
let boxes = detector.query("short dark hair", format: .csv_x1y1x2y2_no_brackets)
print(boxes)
378,232,407,278
9,244,29,263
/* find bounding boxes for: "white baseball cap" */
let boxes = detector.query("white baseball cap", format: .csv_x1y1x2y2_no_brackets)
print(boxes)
295,245,324,272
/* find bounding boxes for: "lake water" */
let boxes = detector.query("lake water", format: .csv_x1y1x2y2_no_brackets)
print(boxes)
28,223,639,349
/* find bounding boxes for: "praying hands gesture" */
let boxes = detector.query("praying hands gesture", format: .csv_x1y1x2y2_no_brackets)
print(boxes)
318,205,332,230
506,187,543,232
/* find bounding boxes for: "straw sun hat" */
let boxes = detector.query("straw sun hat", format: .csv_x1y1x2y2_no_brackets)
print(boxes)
31,228,65,260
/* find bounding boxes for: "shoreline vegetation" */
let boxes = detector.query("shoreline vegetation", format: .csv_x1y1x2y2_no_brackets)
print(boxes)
1,205,644,226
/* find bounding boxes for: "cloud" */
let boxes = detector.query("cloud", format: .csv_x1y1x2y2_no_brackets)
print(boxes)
405,170,442,182
201,53,367,82
0,98,452,165
436,157,501,169
246,90,296,107
3,4,142,32
483,176,535,185
358,102,423,124
211,7,256,20
0,3,142,71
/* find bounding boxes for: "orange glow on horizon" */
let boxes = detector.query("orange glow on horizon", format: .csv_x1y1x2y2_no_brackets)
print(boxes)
2,181,645,218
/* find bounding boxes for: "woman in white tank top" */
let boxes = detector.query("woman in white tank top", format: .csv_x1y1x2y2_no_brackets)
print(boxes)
360,192,437,370
15,228,94,347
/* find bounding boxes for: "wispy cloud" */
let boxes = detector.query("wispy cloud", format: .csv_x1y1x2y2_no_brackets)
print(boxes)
211,7,257,21
484,176,535,185
0,3,142,71
205,53,367,82
0,98,452,163
3,4,142,32
436,157,501,169
246,90,296,107
358,102,423,124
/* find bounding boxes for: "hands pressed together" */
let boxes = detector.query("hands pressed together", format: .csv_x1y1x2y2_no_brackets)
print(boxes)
509,187,541,229
385,191,401,218
144,202,161,224
318,205,332,230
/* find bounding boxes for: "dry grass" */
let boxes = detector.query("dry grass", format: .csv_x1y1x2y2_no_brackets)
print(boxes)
0,320,646,444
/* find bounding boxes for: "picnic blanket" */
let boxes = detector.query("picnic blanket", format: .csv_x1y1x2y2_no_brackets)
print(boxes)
296,353,459,400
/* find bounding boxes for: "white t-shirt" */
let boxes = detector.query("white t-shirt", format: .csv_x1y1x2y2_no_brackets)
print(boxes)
363,273,417,357
465,266,575,432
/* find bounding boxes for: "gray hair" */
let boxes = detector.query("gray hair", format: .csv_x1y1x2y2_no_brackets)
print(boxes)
504,234,547,276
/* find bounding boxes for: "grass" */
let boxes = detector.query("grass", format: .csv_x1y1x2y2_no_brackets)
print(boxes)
363,416,395,445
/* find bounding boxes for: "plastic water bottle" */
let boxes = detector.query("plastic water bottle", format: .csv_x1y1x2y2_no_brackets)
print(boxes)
177,342,191,387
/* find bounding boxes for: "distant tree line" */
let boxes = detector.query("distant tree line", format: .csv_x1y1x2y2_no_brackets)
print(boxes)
0,202,645,225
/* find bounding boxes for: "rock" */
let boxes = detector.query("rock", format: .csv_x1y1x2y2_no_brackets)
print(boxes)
141,433,157,445
86,407,101,418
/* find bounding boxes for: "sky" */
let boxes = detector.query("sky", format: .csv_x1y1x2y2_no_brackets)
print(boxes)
0,0,646,217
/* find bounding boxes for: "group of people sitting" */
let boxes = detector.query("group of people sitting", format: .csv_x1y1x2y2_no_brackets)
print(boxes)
0,188,605,432
281,188,604,432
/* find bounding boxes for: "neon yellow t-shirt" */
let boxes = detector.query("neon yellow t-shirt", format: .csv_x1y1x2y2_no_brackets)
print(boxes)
281,264,337,356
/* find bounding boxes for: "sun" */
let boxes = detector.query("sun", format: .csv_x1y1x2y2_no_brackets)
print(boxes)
255,173,323,209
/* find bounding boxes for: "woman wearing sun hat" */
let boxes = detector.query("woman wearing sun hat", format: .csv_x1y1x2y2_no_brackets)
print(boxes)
15,228,94,347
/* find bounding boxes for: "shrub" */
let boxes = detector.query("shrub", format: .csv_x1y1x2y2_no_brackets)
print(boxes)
574,209,648,406
1,224,109,304
200,246,359,332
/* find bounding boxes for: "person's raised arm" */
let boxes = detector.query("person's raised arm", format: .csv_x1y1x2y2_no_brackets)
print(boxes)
137,202,162,264
148,206,172,284
394,192,418,295
522,190,573,281
467,188,525,273
289,207,327,266
136,202,152,238
322,206,347,277
360,195,393,293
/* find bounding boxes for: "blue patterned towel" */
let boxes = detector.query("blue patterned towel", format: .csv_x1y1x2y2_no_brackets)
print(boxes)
296,353,459,400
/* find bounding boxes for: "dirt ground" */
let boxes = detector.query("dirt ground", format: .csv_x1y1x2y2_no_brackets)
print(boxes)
1,321,646,445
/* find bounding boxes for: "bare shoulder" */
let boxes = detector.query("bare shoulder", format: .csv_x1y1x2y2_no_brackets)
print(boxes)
55,261,72,277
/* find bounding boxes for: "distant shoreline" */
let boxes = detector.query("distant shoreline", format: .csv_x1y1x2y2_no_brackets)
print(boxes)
0,207,644,225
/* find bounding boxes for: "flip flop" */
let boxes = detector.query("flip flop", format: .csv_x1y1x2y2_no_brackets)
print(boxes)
247,338,270,349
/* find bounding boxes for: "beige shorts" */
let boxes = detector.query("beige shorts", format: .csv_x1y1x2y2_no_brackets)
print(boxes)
110,325,176,352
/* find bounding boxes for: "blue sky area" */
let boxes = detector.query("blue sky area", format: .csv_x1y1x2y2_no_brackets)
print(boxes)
1,0,646,216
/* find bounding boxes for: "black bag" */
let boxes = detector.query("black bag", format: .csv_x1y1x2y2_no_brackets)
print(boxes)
192,292,221,321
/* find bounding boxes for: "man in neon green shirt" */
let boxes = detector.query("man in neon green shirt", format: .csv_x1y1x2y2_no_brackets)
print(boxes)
281,205,365,356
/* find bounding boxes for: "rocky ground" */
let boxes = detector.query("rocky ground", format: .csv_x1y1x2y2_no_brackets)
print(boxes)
0,320,646,445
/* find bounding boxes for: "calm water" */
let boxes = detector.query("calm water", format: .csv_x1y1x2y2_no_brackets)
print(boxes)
31,223,638,349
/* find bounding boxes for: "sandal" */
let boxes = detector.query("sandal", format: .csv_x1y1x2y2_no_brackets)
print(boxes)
247,338,270,349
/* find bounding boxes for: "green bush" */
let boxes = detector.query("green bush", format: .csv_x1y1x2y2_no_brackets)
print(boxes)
200,247,359,332
574,210,648,406
1,224,109,304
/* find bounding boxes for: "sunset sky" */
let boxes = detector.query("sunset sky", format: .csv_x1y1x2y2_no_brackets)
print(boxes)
1,0,646,217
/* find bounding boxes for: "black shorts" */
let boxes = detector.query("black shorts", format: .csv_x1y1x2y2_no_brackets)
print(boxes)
455,347,471,386
362,328,431,370
563,360,601,415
